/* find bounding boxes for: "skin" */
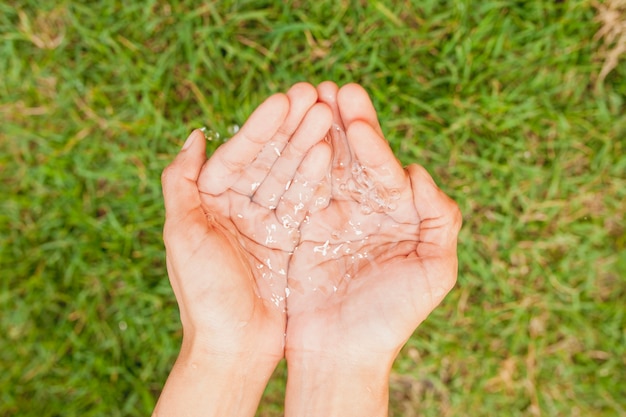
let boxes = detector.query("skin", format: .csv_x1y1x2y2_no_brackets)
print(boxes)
154,83,333,416
283,82,462,416
154,82,461,416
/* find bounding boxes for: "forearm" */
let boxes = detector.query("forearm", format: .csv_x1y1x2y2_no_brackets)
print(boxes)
284,354,392,417
153,334,276,417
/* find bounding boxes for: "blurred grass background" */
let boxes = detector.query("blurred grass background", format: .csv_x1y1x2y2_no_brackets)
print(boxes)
1,0,624,416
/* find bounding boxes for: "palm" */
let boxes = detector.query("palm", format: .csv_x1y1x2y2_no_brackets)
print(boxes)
198,188,297,309
196,84,333,315
286,140,428,356
285,83,461,359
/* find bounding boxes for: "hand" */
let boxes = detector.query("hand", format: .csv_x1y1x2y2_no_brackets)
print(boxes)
196,82,332,332
284,82,462,416
155,83,332,416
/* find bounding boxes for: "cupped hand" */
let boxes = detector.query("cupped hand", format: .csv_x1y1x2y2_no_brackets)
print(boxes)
157,83,333,417
174,83,332,360
285,82,462,363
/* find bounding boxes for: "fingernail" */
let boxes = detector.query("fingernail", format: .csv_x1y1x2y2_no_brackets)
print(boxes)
182,130,196,150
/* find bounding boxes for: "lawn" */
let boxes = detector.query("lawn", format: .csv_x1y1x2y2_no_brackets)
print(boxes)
1,1,624,416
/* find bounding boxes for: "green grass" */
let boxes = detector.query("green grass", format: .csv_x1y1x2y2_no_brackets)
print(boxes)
1,0,624,416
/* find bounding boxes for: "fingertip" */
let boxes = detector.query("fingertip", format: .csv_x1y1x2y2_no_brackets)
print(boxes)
243,92,290,140
316,81,339,103
162,129,207,218
164,129,206,194
287,82,318,104
300,140,332,182
181,129,198,150
311,101,333,126
337,83,383,135
316,81,342,127
337,82,365,97
164,129,207,185
185,128,207,151
263,92,291,122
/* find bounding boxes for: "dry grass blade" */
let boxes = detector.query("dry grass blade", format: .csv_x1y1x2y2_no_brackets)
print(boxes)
17,7,67,50
593,0,626,86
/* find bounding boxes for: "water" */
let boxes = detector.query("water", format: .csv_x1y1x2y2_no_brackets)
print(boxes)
200,124,240,142
208,122,407,306
327,124,401,215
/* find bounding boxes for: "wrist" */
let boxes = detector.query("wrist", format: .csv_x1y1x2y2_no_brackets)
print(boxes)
181,328,282,370
154,333,278,417
284,353,392,417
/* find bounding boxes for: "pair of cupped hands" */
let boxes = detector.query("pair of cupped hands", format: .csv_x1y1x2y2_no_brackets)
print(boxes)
156,81,461,416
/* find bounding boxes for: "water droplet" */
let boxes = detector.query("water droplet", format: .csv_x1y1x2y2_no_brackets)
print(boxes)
293,202,305,214
265,225,276,245
330,124,401,215
314,196,328,207
270,293,284,306
281,214,299,229
227,124,240,135
313,240,331,256
200,127,221,141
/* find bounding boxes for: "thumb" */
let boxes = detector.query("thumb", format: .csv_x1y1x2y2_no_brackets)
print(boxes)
408,164,462,256
161,129,207,225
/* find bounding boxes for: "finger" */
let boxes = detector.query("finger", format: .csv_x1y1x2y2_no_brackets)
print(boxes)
161,130,207,302
275,140,332,228
345,120,408,191
162,129,216,266
253,102,332,208
316,81,343,128
337,83,383,136
198,93,290,195
230,83,319,196
317,82,356,193
161,129,207,223
407,164,462,254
